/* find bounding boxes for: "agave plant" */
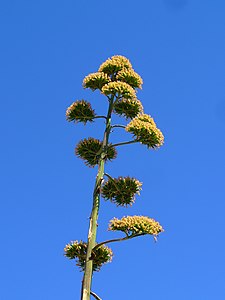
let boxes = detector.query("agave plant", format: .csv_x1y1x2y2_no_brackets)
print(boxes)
64,55,164,300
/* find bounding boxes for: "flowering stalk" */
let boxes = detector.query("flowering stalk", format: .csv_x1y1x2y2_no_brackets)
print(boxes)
65,55,165,300
81,97,114,300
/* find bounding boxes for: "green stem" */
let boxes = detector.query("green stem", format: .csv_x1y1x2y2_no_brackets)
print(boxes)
111,124,126,129
111,140,138,147
81,97,114,300
75,116,107,121
104,173,121,194
104,173,115,181
94,115,107,120
92,233,145,252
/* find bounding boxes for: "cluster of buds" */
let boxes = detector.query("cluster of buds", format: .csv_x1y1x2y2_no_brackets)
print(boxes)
113,97,143,119
64,241,113,272
75,138,117,167
101,176,142,206
66,100,95,124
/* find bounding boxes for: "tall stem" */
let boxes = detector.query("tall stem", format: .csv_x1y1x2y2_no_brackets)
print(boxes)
81,97,114,300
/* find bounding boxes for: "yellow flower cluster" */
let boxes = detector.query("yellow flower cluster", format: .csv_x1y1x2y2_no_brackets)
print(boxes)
108,215,164,237
102,82,136,99
83,72,110,90
116,69,143,89
98,55,132,75
126,114,164,148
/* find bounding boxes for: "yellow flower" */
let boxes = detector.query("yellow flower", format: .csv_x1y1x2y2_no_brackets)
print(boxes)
83,72,110,90
126,114,164,148
99,55,133,75
116,69,143,89
102,82,136,99
109,216,164,237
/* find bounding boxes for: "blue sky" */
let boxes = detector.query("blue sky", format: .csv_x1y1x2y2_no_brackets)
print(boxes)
1,0,225,299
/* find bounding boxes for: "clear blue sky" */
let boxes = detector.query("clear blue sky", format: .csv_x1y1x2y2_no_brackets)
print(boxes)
1,1,225,299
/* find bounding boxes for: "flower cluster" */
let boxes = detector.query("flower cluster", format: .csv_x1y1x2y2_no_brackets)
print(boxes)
66,100,95,124
102,82,136,99
116,69,143,89
64,240,113,272
98,55,132,75
83,72,111,91
101,176,142,206
114,98,143,119
108,216,163,237
126,114,164,148
75,137,117,167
